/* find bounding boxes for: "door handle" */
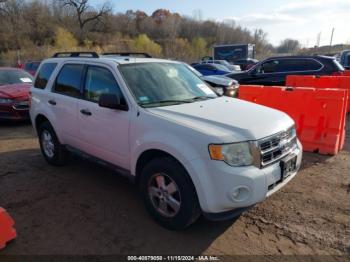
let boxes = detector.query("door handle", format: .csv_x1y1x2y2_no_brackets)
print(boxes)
80,109,92,116
48,99,56,106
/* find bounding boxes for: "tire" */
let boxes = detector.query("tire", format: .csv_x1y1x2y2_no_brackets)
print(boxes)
139,157,201,230
38,121,68,166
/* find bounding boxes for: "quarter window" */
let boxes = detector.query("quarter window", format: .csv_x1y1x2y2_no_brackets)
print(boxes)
84,66,125,104
54,64,84,97
34,63,57,89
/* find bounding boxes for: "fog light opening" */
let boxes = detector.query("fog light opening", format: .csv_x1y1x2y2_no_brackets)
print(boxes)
230,186,250,202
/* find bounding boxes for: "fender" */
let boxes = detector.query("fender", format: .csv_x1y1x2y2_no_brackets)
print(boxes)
131,132,209,210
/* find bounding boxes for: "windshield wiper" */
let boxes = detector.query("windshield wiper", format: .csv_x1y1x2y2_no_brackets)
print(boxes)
140,99,193,107
140,96,216,107
187,96,216,101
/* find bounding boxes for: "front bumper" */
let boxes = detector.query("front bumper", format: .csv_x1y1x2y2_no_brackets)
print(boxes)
0,102,30,121
188,140,302,215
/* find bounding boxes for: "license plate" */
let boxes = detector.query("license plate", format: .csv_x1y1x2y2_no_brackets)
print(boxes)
280,154,297,181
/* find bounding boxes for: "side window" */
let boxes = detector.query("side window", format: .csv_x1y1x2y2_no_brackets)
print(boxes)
54,64,84,97
257,60,279,73
84,66,125,104
34,63,57,89
278,59,322,72
302,59,322,71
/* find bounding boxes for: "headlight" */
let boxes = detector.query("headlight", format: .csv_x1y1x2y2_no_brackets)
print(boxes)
209,142,253,166
213,87,224,96
0,98,14,104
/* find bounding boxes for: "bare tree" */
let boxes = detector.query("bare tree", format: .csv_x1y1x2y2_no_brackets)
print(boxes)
59,0,111,40
277,39,301,54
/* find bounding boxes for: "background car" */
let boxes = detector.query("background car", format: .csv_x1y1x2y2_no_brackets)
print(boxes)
227,55,344,86
337,50,350,70
234,58,259,71
201,60,241,71
24,61,41,76
192,63,231,76
0,68,33,121
187,64,239,97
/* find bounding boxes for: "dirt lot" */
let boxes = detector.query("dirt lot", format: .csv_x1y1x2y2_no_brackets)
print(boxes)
0,119,349,257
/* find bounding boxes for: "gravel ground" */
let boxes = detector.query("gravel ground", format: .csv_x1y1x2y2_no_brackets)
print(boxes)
0,119,349,257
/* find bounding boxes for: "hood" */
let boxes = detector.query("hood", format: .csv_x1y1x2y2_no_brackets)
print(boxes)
201,75,238,87
0,83,31,100
147,97,294,142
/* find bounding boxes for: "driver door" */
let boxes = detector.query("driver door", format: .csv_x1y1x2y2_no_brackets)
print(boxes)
77,64,130,169
245,59,284,86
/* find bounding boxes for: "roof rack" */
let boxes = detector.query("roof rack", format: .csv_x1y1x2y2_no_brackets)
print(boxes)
102,52,152,58
52,52,99,58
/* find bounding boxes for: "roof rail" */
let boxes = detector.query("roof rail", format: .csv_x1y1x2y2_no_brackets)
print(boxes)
52,52,99,58
102,52,152,58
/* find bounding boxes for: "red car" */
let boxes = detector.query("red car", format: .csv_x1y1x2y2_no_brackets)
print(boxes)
0,68,33,121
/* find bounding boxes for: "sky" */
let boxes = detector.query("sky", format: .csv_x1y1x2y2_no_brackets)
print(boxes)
91,0,350,47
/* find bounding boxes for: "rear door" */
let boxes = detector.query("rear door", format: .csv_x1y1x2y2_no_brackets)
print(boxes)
48,63,84,146
77,64,130,169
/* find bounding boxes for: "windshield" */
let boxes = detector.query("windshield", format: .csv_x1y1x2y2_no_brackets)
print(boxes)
214,64,231,71
186,64,203,77
0,70,33,85
119,62,217,107
218,60,230,66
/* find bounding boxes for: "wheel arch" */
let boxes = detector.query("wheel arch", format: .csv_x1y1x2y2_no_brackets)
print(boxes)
135,149,180,185
35,114,50,132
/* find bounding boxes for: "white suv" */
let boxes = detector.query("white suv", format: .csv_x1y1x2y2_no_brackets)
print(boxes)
30,52,302,230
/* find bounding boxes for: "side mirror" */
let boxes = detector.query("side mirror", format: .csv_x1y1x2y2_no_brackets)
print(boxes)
98,93,128,111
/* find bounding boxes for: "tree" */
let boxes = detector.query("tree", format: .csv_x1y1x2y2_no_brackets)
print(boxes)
133,34,162,57
190,37,207,60
54,27,78,50
277,39,301,54
59,0,111,41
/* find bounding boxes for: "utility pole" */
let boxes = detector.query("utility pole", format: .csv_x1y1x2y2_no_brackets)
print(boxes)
316,32,321,47
329,28,335,54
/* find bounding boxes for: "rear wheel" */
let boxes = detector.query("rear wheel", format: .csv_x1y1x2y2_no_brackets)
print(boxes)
38,121,68,166
140,157,201,230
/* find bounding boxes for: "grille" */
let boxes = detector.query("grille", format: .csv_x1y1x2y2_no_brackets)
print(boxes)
258,127,297,167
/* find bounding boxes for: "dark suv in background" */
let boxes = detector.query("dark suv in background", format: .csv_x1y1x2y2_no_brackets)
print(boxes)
227,56,345,86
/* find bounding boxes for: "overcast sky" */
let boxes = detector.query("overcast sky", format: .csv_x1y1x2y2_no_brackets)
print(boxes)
92,0,350,47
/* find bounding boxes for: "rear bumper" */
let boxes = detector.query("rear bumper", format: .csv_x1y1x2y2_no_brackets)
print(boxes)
0,103,30,121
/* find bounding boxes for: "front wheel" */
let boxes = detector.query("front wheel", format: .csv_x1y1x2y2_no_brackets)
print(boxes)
38,121,68,166
140,157,201,230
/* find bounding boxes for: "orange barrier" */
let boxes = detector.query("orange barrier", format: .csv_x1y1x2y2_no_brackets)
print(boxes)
239,85,348,155
0,207,17,250
286,75,350,112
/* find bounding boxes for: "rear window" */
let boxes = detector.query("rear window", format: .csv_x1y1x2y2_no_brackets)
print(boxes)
54,64,84,97
34,63,57,89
